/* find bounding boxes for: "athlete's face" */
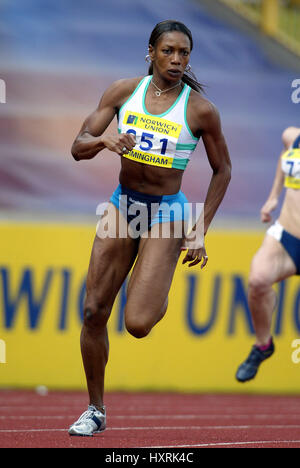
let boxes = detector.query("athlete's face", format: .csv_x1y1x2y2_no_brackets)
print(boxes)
149,31,191,82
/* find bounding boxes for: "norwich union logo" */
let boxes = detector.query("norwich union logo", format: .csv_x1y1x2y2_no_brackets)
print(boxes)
126,114,138,125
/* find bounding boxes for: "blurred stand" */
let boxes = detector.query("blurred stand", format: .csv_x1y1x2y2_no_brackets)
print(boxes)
0,0,299,227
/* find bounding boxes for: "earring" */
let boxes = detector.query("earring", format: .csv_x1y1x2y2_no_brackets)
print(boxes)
185,64,191,72
145,54,151,63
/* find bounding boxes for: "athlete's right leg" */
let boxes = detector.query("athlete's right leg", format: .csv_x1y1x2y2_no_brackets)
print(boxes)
81,204,138,409
69,204,138,437
236,233,296,382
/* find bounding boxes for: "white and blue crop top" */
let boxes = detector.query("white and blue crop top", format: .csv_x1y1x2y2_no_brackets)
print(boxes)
118,75,200,170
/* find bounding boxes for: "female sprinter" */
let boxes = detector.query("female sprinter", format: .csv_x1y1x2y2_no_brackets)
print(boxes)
236,126,300,382
68,20,231,436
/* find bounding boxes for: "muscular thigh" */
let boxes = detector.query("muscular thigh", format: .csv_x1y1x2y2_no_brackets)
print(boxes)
250,233,297,285
85,204,139,309
125,222,183,324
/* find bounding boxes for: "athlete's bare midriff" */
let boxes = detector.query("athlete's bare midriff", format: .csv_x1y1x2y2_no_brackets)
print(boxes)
279,188,300,238
119,156,184,195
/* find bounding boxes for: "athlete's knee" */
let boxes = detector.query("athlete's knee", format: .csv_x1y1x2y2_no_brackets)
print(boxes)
248,270,272,295
154,300,168,326
125,316,151,339
83,297,111,329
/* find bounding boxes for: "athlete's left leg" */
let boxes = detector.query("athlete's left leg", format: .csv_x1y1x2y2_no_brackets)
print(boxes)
235,233,297,383
124,222,183,338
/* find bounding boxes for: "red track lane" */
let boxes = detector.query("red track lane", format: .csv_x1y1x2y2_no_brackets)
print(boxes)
0,390,300,448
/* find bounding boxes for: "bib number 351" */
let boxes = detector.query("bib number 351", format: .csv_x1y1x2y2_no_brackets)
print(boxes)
127,129,168,155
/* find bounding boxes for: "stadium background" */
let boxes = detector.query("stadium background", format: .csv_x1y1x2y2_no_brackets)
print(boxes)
0,0,300,394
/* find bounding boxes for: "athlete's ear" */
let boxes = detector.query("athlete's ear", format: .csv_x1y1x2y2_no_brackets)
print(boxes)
148,44,155,62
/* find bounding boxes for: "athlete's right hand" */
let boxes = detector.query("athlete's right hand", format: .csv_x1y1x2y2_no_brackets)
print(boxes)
102,133,136,156
260,197,278,223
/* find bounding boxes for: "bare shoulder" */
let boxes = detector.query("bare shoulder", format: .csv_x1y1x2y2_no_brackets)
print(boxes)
188,89,220,132
282,126,300,149
99,76,145,110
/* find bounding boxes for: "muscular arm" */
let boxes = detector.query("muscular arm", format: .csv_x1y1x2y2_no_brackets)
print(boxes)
182,99,231,267
260,153,284,222
260,126,300,223
71,78,139,161
200,102,232,235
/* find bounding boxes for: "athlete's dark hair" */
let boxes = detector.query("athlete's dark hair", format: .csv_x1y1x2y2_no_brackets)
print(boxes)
147,20,204,94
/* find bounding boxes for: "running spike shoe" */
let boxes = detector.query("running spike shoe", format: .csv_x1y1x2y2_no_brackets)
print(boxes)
68,405,106,436
236,339,275,382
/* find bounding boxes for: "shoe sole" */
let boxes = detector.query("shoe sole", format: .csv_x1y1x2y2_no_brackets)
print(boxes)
236,372,257,383
68,428,106,437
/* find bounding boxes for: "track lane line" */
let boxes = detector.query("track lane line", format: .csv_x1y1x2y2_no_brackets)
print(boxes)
141,440,300,448
1,424,300,432
1,414,300,420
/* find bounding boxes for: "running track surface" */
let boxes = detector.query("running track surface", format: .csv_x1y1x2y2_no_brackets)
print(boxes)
0,390,300,448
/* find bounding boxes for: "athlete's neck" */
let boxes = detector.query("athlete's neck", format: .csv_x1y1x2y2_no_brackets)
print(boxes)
151,73,182,92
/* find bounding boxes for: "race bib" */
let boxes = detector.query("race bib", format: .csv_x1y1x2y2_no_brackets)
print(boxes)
121,110,182,168
282,148,300,189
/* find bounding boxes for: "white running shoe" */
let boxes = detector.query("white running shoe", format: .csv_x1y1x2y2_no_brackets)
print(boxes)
68,405,106,436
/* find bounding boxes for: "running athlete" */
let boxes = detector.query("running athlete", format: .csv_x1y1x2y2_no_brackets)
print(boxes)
236,126,300,382
68,20,231,436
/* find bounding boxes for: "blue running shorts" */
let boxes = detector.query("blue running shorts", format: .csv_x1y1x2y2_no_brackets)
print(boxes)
109,184,190,234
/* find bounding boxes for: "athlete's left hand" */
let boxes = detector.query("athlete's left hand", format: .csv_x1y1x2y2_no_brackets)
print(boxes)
181,245,208,268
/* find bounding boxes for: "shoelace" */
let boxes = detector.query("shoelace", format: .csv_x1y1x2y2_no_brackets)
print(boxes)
75,407,97,425
245,346,266,365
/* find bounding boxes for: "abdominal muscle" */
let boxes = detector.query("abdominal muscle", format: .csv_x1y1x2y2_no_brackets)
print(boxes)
278,188,300,238
119,156,184,196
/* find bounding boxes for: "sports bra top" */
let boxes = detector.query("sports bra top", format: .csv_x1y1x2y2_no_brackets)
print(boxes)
118,75,199,170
